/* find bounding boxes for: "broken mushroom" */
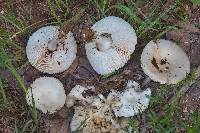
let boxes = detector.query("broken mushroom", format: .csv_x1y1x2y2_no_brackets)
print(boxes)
141,39,190,84
26,77,66,114
67,81,151,132
108,80,151,117
26,26,77,74
85,16,137,75
68,94,123,132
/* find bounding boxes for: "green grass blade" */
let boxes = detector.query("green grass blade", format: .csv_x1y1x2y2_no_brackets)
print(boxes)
5,64,27,93
0,10,25,31
47,0,62,23
22,120,33,133
14,120,19,133
30,90,39,127
190,0,200,6
138,4,175,37
0,77,8,104
109,4,143,24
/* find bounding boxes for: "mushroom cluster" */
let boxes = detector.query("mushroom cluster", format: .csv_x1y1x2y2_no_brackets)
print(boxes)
85,16,137,75
26,26,77,74
66,81,151,132
24,16,191,132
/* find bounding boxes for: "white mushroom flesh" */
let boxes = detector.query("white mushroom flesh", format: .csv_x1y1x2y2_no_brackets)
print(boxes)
67,81,151,132
108,80,151,117
26,26,77,74
70,97,123,133
141,39,190,84
26,77,66,114
85,16,137,75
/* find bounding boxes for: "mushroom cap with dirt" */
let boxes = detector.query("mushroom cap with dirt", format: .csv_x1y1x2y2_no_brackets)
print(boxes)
26,77,66,114
70,105,123,133
141,39,190,84
85,16,137,75
26,26,77,74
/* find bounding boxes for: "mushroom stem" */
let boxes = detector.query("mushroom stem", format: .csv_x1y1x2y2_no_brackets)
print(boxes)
47,37,58,51
96,34,113,51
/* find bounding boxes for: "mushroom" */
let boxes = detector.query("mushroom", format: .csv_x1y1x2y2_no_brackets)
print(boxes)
85,16,137,75
108,80,151,117
141,39,190,84
67,81,151,132
69,95,123,132
26,77,66,114
26,26,77,74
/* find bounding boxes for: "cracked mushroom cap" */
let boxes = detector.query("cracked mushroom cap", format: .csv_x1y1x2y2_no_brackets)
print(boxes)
141,39,190,84
85,16,137,75
67,85,124,132
70,101,123,132
26,77,66,114
108,80,151,117
26,26,77,74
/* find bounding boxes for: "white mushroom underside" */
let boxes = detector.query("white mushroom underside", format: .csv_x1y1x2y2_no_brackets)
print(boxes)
26,26,77,74
85,16,137,75
26,77,66,114
141,39,190,84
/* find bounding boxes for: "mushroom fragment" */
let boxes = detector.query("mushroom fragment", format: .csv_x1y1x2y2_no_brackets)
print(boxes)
141,39,190,84
85,16,137,75
70,105,122,133
108,80,151,117
67,81,151,132
26,26,77,74
66,85,95,107
26,77,66,114
68,94,123,132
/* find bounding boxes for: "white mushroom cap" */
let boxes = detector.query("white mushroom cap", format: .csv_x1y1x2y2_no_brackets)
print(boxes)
85,16,137,75
26,77,66,114
26,26,77,74
141,39,190,84
108,80,151,117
